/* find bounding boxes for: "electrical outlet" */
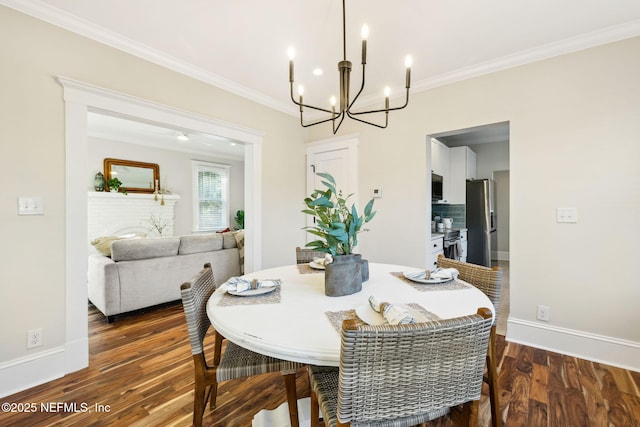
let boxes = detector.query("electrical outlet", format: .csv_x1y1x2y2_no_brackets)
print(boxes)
536,305,550,322
27,328,43,348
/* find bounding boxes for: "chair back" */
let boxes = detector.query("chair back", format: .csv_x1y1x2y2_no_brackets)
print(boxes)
437,255,502,320
337,308,493,425
295,246,327,264
180,263,217,355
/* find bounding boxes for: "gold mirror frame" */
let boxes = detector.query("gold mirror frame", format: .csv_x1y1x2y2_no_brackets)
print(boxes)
103,158,160,194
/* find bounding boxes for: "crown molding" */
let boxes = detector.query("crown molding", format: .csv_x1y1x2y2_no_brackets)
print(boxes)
412,18,640,93
2,0,295,115
4,1,640,118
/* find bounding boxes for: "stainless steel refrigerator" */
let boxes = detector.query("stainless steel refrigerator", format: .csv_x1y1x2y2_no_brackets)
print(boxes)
466,179,496,267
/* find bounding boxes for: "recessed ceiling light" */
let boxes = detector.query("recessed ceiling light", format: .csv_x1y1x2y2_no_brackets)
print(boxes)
177,132,189,141
313,68,323,76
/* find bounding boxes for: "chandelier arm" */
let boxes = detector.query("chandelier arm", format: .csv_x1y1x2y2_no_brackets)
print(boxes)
300,115,340,128
344,110,388,129
348,88,410,116
332,112,347,134
290,83,337,115
346,63,366,112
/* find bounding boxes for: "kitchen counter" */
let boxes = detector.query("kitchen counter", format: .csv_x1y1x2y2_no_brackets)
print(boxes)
431,227,467,237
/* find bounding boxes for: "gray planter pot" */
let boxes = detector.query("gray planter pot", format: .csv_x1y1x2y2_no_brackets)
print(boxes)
324,254,363,297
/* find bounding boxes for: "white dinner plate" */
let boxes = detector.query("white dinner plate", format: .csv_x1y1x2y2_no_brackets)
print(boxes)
227,286,277,297
402,271,451,284
309,261,326,270
354,304,429,326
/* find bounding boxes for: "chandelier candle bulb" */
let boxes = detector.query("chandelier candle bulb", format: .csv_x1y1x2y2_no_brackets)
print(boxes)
288,47,295,82
405,56,412,87
361,24,369,40
384,87,390,110
361,24,368,64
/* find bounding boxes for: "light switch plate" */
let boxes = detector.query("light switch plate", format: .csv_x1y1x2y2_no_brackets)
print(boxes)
556,207,577,223
372,188,382,198
18,197,44,215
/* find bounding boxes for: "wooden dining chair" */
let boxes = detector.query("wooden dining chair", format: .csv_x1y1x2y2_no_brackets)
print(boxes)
437,254,503,427
308,308,493,427
295,246,327,264
180,263,304,427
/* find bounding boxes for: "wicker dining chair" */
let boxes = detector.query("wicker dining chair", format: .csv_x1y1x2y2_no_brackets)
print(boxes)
296,246,327,264
437,254,503,427
180,263,304,427
308,308,493,427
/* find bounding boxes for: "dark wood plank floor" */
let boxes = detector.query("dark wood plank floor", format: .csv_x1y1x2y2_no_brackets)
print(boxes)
2,303,639,426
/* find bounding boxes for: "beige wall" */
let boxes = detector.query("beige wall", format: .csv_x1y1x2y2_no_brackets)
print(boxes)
1,5,639,396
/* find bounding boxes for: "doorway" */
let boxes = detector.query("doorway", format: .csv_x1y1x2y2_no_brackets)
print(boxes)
59,77,263,373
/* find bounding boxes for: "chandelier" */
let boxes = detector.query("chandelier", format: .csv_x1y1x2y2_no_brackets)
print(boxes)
288,0,412,134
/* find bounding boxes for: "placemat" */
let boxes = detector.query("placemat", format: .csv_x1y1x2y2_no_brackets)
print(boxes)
296,264,324,274
325,303,441,333
390,272,470,292
217,287,281,306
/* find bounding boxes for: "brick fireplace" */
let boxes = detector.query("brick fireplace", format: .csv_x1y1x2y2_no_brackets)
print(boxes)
87,192,180,245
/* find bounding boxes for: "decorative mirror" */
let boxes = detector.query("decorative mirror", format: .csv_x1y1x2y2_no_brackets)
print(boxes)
103,158,160,193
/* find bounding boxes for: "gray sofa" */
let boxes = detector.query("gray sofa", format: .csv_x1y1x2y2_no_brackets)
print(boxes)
88,233,242,321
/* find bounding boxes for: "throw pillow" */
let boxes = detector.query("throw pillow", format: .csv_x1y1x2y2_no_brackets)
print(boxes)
91,233,146,257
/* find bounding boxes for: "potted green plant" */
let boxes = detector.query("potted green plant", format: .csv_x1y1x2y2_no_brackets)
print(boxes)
234,209,245,230
302,172,376,296
106,177,123,193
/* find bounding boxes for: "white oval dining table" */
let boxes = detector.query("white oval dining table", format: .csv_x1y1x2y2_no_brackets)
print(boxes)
206,262,494,367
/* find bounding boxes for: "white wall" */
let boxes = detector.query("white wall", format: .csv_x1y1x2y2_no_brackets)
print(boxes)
87,137,245,235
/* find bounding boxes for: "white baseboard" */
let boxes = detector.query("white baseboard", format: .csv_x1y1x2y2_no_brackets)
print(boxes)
0,347,66,398
507,317,640,372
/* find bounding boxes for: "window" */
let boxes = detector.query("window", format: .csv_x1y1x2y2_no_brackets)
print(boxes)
192,161,230,231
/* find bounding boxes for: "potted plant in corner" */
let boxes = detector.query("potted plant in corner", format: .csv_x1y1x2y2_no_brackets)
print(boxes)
302,172,376,296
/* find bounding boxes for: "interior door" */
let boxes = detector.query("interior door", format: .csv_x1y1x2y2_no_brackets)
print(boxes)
305,137,358,241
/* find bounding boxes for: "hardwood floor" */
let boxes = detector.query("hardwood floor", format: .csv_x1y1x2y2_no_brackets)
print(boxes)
2,303,639,427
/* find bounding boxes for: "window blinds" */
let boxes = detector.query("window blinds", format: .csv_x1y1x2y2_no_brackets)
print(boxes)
193,162,229,231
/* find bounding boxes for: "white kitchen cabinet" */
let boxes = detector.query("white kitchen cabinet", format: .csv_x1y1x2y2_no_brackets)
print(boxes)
431,138,450,179
430,138,450,202
459,229,468,262
427,234,444,269
448,146,477,204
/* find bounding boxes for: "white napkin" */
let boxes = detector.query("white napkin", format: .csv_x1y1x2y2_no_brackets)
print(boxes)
368,295,414,325
430,267,459,280
223,277,281,293
312,254,333,266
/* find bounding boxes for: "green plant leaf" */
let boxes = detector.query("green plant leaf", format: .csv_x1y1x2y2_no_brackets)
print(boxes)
316,172,336,185
364,199,375,217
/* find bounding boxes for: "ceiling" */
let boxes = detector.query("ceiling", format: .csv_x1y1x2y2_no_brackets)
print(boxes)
87,112,246,160
5,0,640,149
433,122,509,147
